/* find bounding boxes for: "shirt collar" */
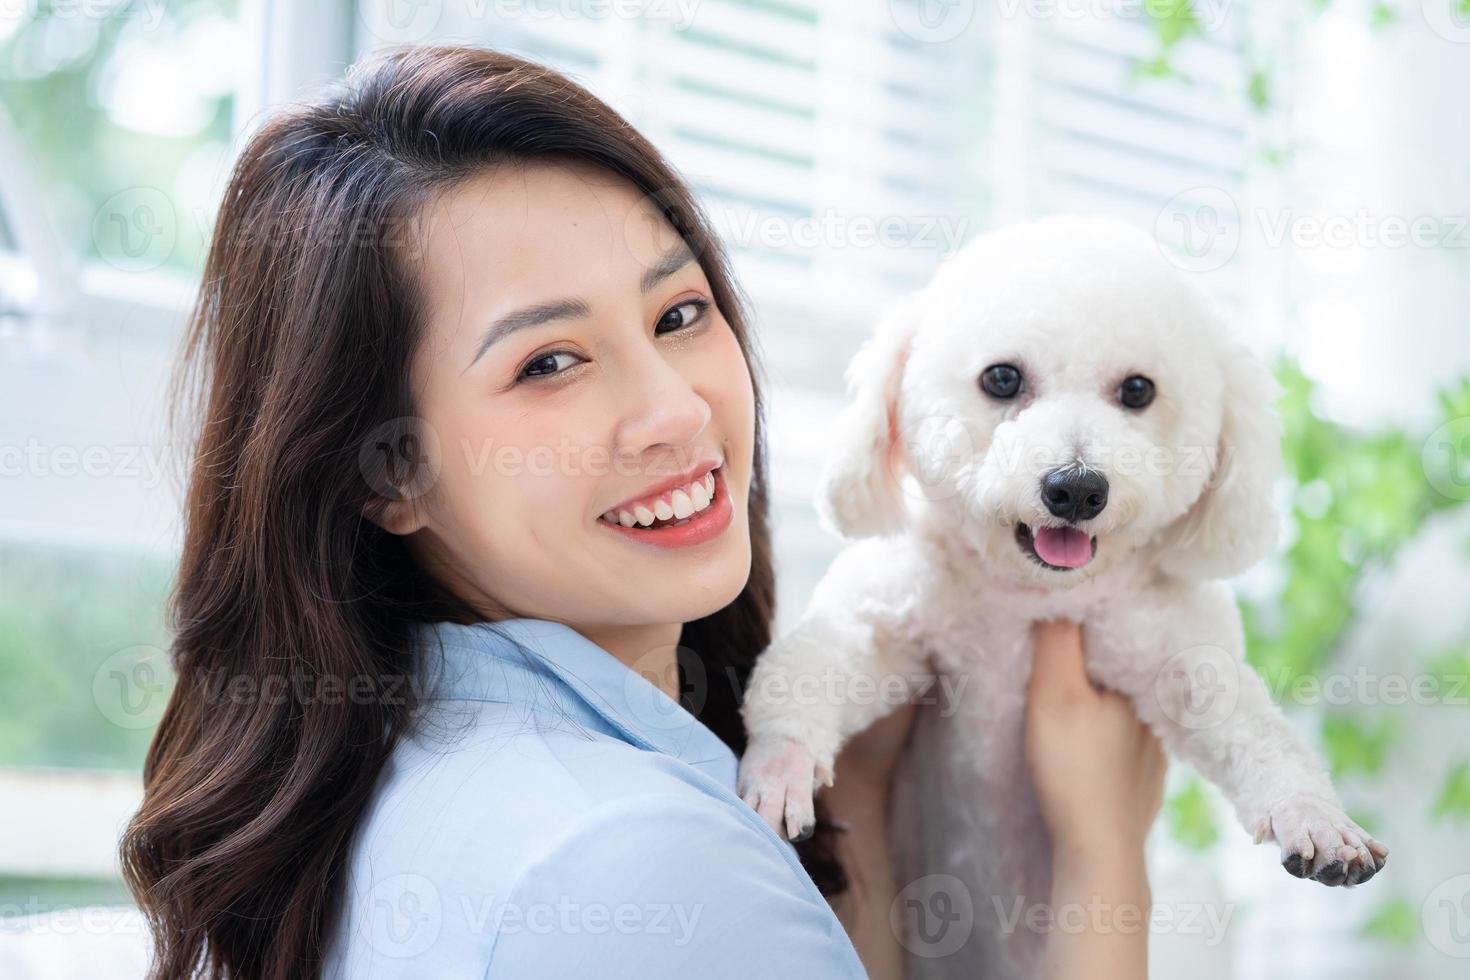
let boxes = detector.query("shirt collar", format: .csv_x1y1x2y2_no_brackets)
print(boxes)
413,617,738,785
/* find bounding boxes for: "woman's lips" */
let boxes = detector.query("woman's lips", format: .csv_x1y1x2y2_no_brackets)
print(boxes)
598,466,734,550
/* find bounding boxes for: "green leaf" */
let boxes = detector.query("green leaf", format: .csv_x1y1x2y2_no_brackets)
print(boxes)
1165,777,1220,852
1362,898,1418,947
1321,716,1398,779
1247,70,1271,112
1432,762,1470,823
1369,2,1399,29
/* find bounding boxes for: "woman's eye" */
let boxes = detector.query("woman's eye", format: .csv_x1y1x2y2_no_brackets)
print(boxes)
979,363,1023,399
518,351,581,380
1119,374,1156,409
655,299,710,335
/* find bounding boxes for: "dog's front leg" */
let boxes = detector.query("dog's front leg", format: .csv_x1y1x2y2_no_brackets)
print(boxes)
1093,580,1388,887
739,539,931,841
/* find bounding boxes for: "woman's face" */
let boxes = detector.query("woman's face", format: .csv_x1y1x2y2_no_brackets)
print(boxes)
378,162,756,631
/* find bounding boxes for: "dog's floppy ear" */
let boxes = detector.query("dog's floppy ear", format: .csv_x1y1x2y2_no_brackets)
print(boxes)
1156,339,1283,580
814,299,920,539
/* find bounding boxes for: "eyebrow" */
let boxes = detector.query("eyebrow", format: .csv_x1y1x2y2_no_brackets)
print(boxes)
463,243,698,372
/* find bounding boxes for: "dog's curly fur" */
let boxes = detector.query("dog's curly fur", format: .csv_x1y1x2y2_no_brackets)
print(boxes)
738,216,1388,978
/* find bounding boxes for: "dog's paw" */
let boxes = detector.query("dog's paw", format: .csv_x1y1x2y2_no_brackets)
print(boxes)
1256,795,1388,887
738,736,820,842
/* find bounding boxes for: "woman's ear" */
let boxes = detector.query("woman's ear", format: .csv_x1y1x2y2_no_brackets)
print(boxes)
1155,339,1283,580
814,298,920,539
359,417,439,536
363,493,429,536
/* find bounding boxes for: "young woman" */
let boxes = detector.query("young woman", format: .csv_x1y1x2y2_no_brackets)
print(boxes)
121,45,1165,980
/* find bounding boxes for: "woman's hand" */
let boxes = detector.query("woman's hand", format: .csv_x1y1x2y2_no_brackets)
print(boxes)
1025,619,1166,980
824,697,919,980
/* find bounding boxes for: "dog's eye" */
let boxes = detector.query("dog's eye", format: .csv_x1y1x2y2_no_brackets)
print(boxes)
1119,375,1155,409
979,364,1023,400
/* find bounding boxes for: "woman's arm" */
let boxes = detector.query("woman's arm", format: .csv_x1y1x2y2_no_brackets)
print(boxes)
1026,619,1167,980
823,698,918,980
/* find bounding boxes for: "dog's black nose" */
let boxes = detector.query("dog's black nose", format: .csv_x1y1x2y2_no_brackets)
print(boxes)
1041,468,1109,522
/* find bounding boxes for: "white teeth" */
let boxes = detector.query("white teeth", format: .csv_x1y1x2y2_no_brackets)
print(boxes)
690,479,710,510
602,468,720,528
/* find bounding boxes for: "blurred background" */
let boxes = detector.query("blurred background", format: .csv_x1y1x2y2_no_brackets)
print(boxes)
1,0,1467,976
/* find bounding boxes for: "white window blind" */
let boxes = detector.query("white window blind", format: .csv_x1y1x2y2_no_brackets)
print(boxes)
989,6,1254,306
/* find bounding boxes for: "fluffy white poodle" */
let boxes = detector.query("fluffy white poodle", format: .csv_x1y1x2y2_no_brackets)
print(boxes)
738,216,1388,978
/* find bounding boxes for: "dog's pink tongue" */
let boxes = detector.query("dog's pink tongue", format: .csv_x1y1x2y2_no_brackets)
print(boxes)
1033,526,1092,568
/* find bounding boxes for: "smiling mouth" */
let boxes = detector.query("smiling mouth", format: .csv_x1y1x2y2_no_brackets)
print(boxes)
596,465,733,550
1015,522,1097,571
600,466,720,530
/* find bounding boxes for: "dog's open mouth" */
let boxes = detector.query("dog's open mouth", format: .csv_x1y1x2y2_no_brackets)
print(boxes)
1016,522,1097,571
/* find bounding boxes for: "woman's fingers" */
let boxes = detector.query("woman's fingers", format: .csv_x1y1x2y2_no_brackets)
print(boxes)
1028,619,1091,706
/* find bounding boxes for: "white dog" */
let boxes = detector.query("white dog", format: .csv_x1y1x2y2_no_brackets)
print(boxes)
738,216,1388,978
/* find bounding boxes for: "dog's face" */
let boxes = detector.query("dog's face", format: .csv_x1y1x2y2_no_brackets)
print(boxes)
818,216,1283,586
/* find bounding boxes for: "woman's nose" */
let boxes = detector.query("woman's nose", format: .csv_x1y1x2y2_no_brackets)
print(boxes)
612,349,711,458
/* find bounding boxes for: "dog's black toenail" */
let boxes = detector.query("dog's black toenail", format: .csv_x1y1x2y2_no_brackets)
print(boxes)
792,822,816,842
1283,853,1309,878
1314,861,1347,886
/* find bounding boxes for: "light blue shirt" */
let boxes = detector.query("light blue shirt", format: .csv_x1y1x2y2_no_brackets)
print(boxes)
323,617,867,978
